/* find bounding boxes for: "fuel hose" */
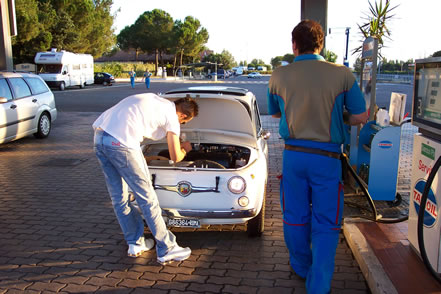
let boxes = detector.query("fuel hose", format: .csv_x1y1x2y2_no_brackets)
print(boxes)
341,153,408,223
417,155,441,284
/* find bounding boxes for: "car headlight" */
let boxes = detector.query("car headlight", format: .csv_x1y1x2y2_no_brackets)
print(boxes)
228,176,246,194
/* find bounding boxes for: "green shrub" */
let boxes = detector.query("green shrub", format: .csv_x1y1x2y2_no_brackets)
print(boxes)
94,63,155,78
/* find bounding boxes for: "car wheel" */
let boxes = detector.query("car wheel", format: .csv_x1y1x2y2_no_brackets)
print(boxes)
59,82,65,91
34,112,51,139
80,82,85,89
247,188,266,237
103,81,108,86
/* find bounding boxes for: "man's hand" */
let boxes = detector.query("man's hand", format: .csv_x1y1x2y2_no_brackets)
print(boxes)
272,112,282,118
180,141,192,153
167,132,188,163
349,111,369,126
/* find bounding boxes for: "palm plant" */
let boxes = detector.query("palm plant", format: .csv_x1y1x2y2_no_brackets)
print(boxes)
352,0,398,57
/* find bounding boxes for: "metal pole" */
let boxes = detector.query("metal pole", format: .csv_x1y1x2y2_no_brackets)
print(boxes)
369,38,379,121
0,0,14,71
301,0,328,54
214,62,217,82
344,27,350,67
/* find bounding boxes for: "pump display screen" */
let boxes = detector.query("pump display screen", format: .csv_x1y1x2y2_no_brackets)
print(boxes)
413,60,441,135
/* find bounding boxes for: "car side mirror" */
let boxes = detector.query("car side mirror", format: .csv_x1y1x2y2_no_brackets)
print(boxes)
261,129,271,140
0,97,9,103
63,71,67,75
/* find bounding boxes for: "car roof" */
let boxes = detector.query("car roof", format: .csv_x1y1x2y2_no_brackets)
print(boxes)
0,71,40,79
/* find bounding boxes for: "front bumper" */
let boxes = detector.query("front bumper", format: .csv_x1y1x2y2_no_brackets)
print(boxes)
163,208,257,219
45,81,63,87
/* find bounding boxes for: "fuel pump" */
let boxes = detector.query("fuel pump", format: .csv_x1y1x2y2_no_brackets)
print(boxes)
407,57,441,282
347,37,404,205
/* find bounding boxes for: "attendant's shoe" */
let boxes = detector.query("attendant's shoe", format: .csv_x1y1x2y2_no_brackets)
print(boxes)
157,245,191,264
127,238,155,257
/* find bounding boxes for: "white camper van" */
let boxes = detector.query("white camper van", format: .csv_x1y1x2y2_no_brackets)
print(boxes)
34,49,94,91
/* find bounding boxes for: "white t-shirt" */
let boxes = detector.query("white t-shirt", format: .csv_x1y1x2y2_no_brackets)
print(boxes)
93,93,180,149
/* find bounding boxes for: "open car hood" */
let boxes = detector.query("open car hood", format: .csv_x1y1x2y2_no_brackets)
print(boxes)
171,95,256,139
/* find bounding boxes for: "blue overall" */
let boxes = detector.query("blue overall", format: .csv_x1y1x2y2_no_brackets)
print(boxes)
130,72,136,88
267,54,366,294
144,72,151,89
281,140,343,294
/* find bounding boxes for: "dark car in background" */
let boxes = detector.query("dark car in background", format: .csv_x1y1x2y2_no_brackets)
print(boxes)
94,72,115,86
206,69,228,79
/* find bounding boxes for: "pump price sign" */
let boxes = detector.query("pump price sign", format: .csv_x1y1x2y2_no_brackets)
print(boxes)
413,180,438,227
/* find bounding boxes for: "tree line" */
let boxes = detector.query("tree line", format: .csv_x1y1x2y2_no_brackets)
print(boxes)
117,9,210,75
12,0,114,64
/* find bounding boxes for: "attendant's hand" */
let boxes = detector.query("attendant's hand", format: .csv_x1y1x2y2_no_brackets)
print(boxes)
181,141,192,153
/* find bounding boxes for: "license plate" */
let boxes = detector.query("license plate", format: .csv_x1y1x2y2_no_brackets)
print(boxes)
168,218,200,228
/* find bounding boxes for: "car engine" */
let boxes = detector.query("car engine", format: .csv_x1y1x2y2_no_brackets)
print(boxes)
143,143,251,169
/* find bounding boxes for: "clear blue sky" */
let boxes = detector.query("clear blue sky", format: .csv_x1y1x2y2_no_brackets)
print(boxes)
111,0,441,67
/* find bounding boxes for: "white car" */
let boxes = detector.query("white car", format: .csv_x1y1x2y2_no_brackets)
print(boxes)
133,86,270,236
0,71,57,144
248,72,262,79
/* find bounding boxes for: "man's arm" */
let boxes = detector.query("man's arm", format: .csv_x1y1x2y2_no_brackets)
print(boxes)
348,111,369,125
166,132,191,162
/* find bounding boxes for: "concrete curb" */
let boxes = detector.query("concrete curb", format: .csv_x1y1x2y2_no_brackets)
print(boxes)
344,218,398,294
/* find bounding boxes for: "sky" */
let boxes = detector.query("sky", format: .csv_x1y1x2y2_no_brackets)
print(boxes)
110,0,441,67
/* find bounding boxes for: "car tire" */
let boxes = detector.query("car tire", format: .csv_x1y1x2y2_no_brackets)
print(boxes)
247,188,266,237
80,82,85,89
103,81,108,86
34,112,51,139
59,82,65,91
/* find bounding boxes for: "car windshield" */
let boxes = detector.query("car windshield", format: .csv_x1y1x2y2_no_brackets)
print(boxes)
37,64,62,74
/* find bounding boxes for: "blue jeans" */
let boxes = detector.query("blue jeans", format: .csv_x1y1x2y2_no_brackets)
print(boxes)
94,129,177,256
281,148,343,294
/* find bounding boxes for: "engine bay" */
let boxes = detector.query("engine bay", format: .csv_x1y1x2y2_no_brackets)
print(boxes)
143,143,251,169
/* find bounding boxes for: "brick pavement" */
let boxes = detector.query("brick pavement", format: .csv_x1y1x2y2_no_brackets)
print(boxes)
0,112,369,293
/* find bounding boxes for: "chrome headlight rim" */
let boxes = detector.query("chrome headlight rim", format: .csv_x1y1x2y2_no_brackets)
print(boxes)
227,176,246,194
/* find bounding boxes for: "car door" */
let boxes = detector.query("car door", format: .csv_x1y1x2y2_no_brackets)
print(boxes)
253,99,268,159
70,64,81,86
7,77,39,136
0,78,18,142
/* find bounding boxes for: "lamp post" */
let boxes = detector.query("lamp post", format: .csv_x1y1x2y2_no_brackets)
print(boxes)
214,62,217,82
0,0,16,71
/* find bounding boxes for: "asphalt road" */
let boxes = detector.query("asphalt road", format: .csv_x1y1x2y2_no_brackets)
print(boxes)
54,76,414,116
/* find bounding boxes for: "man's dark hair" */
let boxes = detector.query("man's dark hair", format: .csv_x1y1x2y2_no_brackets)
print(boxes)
291,20,324,54
174,96,199,118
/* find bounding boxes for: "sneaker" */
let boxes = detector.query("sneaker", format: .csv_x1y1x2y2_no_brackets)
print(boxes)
157,245,191,264
127,238,155,257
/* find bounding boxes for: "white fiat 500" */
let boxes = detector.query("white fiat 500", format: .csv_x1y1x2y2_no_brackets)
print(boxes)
132,86,270,236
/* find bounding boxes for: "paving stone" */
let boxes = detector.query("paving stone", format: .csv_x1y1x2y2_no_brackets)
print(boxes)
26,282,66,292
85,276,121,287
60,284,100,293
118,278,154,288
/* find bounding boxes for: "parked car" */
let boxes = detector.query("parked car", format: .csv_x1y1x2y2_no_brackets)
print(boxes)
248,72,262,79
0,71,57,144
94,72,115,86
132,86,270,236
206,69,227,79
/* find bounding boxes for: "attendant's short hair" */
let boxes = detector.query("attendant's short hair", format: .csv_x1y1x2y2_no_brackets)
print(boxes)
291,20,324,54
174,96,199,118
